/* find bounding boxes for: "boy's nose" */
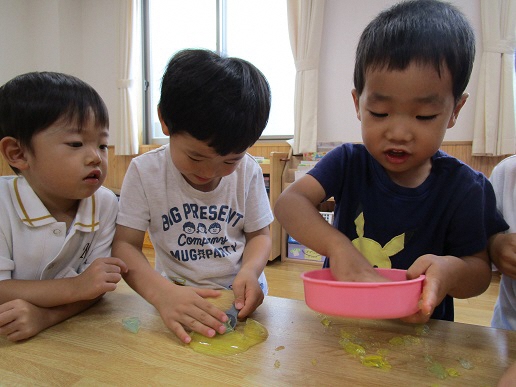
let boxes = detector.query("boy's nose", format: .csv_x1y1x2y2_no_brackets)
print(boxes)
385,122,413,143
88,148,102,165
199,164,217,179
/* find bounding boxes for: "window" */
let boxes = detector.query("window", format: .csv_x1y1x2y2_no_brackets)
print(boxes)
143,0,295,144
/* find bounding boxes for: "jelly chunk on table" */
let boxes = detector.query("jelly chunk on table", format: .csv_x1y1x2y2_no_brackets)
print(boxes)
122,317,141,334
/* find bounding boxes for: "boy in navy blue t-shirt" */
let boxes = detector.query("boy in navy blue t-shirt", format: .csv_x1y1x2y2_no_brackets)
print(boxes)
275,0,508,322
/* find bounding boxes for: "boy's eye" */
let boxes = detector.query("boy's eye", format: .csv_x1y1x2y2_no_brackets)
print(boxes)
416,115,438,121
369,111,388,118
68,142,83,148
188,156,201,162
99,144,108,150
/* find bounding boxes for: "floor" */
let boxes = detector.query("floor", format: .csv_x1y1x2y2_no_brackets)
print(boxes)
142,248,501,328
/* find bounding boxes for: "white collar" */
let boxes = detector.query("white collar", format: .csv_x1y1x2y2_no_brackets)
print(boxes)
10,176,100,232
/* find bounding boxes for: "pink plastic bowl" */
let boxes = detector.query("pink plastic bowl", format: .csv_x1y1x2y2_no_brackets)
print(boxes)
301,268,425,319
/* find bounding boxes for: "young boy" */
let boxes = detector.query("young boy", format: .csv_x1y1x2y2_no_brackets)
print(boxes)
489,155,516,330
0,72,127,341
112,49,273,343
275,0,509,323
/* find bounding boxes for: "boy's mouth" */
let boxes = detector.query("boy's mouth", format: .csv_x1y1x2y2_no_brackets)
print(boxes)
85,170,101,180
386,149,407,158
385,149,409,163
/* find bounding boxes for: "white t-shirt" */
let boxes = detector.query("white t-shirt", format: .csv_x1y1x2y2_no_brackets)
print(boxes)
0,176,118,281
117,145,273,291
491,155,516,330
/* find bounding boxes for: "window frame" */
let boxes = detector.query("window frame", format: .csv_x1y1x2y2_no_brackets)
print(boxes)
141,0,294,145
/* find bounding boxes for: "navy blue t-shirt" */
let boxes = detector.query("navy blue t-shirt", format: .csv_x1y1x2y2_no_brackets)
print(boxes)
308,144,508,321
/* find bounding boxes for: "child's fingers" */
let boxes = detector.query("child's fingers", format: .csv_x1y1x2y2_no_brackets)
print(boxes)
400,310,431,324
164,310,221,343
232,287,246,311
193,288,222,299
97,257,129,273
0,309,16,332
104,272,123,284
190,302,228,333
418,276,438,317
406,257,430,280
113,257,129,273
167,320,194,344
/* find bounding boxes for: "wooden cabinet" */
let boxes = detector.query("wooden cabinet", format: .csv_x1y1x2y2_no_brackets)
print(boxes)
267,152,289,260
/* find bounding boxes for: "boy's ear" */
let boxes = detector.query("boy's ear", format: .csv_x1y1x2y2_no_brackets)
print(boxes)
157,106,170,136
351,89,361,121
0,137,29,171
447,93,469,128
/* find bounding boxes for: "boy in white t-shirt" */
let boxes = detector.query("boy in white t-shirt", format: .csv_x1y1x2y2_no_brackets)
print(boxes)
0,72,127,341
113,49,273,343
488,155,516,385
490,155,516,330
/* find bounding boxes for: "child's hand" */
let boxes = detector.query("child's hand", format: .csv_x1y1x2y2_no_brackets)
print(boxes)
402,254,461,324
75,257,128,300
0,299,49,341
231,268,265,318
153,284,227,344
329,253,388,283
490,233,516,278
499,361,516,387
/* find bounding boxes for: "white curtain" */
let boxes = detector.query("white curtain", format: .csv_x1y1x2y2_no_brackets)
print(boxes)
116,0,141,156
287,0,326,154
472,0,516,156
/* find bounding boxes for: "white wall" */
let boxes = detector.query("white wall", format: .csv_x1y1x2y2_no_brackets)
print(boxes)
0,0,32,79
0,0,482,146
318,0,482,143
0,0,120,145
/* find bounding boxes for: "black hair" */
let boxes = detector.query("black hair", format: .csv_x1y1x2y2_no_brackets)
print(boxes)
353,0,475,103
159,49,271,155
0,71,109,165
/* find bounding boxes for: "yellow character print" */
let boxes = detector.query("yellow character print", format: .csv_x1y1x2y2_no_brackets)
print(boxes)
351,212,405,268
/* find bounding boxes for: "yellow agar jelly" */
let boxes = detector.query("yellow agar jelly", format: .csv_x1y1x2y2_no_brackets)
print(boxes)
361,355,392,370
189,318,268,357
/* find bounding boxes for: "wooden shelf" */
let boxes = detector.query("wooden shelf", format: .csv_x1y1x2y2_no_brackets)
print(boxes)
279,152,335,263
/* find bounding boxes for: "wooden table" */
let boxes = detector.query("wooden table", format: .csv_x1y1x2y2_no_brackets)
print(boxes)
1,281,514,386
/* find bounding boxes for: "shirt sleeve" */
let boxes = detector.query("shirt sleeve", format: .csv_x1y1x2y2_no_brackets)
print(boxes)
117,160,152,232
445,173,508,257
243,162,274,233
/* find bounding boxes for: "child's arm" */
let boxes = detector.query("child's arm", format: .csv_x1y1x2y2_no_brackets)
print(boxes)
0,257,127,306
232,226,271,318
499,361,516,387
0,297,100,342
275,175,384,282
112,225,229,344
404,250,492,323
489,232,516,278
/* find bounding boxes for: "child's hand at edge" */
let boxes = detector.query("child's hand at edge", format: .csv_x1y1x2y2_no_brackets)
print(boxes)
153,284,228,344
75,257,128,301
231,268,265,319
402,254,461,324
498,361,516,387
490,233,516,279
328,252,388,283
0,299,51,341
